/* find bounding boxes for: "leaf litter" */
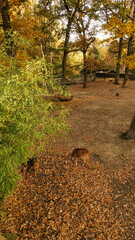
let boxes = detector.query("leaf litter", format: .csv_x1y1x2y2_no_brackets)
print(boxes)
1,81,135,240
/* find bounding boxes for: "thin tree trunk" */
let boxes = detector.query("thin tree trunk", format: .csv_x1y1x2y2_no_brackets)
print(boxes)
49,2,52,65
123,35,133,88
123,64,129,88
62,23,71,83
123,2,135,87
0,0,14,56
83,51,87,88
0,0,11,32
114,37,123,85
126,113,135,139
62,0,80,83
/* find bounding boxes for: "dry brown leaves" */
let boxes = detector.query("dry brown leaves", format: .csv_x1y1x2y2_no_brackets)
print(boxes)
1,81,135,239
1,151,134,240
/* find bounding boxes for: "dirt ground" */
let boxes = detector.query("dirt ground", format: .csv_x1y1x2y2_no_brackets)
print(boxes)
61,80,135,170
52,80,135,238
1,80,135,240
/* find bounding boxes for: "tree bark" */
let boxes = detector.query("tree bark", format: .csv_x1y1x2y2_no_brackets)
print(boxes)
123,2,135,88
0,0,14,56
83,51,87,88
126,113,135,139
62,0,80,83
123,35,133,88
62,20,71,83
114,37,123,85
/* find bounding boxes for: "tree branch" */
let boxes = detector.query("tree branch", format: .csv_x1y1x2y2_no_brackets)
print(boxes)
63,0,69,12
67,48,80,53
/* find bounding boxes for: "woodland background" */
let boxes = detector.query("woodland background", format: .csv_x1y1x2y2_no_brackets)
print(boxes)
0,1,135,239
0,0,135,206
0,0,135,85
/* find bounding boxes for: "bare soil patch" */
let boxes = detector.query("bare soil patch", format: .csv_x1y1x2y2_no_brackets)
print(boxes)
1,81,135,239
61,81,135,170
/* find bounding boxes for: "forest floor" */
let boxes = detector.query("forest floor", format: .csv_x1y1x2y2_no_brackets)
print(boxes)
1,80,135,240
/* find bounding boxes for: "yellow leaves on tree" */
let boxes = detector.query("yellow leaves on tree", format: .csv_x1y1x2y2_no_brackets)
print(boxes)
123,55,135,69
104,16,135,38
9,0,26,6
86,58,104,71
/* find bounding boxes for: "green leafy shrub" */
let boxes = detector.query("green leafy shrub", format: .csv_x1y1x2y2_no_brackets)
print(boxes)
0,49,69,201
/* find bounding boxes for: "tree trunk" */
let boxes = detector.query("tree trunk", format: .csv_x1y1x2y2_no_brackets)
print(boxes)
114,37,123,85
123,65,129,88
62,0,80,83
126,113,135,139
0,0,14,56
123,35,133,88
62,32,70,83
123,2,135,87
62,20,72,83
83,51,87,88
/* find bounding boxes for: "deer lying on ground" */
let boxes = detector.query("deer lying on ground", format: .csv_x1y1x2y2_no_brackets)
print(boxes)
71,148,91,165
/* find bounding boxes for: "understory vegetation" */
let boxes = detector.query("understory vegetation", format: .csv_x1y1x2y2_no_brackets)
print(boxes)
0,44,69,201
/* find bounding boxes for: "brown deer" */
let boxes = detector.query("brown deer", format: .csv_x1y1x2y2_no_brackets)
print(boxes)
71,148,91,165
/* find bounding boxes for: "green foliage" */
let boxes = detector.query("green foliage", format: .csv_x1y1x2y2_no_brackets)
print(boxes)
3,232,17,240
92,166,97,170
0,48,69,201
